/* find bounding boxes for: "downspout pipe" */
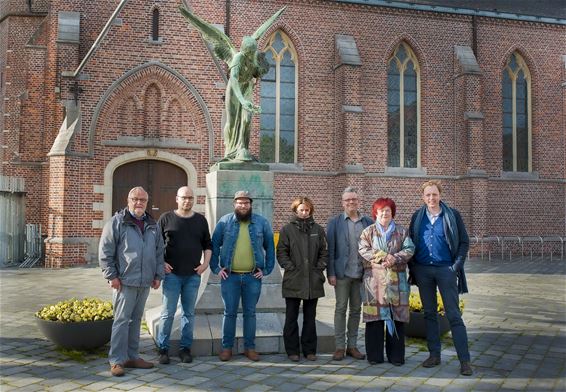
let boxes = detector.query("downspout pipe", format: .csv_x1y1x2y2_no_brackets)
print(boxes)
225,0,231,38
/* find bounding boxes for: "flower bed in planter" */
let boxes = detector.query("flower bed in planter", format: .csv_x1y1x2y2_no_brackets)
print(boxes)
35,317,113,350
35,298,113,350
407,291,464,338
406,311,450,338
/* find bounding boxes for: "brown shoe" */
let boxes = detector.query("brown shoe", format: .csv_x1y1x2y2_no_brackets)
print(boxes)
244,349,260,362
460,361,473,376
219,349,232,361
346,348,366,360
123,358,154,369
110,364,125,377
332,349,345,361
288,354,300,362
305,354,317,361
422,356,441,368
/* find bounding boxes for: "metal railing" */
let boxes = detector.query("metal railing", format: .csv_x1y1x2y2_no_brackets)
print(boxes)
471,234,565,261
19,224,43,268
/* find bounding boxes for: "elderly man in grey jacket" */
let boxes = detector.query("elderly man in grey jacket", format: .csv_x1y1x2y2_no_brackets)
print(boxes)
99,186,164,377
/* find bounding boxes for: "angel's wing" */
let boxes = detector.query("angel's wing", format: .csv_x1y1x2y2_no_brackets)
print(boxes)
179,6,236,63
251,6,286,41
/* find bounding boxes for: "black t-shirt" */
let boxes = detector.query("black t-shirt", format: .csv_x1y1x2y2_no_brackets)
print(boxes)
158,211,212,276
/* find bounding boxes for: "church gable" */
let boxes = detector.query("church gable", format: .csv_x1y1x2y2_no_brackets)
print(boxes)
94,63,210,153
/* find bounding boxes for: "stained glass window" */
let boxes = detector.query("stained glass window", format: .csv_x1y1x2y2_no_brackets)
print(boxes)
387,43,420,168
502,52,531,172
260,31,297,163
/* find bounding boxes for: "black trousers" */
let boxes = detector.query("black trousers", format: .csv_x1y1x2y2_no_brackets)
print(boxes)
283,298,318,356
365,320,405,364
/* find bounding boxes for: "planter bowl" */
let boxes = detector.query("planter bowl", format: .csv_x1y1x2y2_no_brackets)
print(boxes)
36,317,113,350
406,311,450,338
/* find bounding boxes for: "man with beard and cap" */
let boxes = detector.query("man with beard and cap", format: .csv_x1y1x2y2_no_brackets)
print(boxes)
210,190,275,362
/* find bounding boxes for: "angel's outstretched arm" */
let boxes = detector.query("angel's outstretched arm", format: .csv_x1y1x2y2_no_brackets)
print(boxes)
228,54,261,114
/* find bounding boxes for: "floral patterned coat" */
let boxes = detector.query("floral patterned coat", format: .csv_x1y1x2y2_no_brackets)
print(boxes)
358,223,415,323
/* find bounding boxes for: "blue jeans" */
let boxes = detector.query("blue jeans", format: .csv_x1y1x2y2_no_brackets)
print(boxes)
411,263,470,361
157,273,201,350
220,273,262,350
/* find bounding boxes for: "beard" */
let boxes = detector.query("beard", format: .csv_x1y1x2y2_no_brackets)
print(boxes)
235,207,252,222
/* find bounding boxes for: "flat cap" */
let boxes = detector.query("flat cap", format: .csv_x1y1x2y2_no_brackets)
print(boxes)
233,190,253,202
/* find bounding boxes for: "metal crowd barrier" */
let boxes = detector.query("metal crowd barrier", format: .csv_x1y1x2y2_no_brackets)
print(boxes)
542,236,564,261
472,235,565,261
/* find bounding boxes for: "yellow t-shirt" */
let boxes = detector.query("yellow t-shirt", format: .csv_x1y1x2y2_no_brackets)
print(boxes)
231,221,254,272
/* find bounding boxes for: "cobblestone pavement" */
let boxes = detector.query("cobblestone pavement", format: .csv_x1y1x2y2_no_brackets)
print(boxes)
1,258,565,391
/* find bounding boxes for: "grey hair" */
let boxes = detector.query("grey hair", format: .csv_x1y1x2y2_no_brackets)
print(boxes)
128,186,148,198
342,186,358,196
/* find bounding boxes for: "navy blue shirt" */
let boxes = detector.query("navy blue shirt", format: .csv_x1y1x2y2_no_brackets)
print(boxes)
414,213,452,266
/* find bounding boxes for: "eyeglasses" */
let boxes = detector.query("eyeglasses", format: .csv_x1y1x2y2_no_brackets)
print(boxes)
177,196,194,201
342,198,359,203
129,197,148,203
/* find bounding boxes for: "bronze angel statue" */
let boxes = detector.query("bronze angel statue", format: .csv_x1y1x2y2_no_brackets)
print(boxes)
179,6,286,162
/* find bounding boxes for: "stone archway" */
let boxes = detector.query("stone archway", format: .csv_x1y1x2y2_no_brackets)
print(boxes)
96,150,202,225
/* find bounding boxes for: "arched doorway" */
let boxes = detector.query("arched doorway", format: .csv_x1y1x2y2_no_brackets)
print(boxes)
112,160,186,220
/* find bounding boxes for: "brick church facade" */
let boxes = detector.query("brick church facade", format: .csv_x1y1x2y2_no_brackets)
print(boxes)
1,0,565,267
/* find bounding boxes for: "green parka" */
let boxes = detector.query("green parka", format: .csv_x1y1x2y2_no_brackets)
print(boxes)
277,216,328,299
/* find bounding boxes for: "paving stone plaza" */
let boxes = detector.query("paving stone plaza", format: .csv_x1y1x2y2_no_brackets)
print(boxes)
1,258,565,391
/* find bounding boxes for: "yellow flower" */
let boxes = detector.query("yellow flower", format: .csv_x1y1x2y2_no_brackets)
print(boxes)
409,291,464,315
36,298,113,322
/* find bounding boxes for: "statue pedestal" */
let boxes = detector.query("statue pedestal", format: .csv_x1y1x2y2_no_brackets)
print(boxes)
204,169,274,227
145,168,335,356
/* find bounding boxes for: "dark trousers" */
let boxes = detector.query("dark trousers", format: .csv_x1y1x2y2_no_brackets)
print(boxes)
411,263,470,361
365,320,405,364
283,298,318,356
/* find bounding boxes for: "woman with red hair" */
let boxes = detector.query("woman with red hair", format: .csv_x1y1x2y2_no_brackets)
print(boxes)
358,198,414,365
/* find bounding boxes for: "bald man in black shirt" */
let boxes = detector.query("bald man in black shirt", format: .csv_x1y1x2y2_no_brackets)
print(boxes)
156,186,212,364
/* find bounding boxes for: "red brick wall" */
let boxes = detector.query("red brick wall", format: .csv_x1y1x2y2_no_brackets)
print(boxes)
2,0,564,265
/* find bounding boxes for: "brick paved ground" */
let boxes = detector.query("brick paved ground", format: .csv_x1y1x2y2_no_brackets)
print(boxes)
1,258,565,391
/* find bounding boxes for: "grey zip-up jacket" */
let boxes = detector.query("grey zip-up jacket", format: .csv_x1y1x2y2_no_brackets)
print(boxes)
99,208,165,287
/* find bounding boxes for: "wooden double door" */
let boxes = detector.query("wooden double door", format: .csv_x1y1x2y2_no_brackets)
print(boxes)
112,160,186,220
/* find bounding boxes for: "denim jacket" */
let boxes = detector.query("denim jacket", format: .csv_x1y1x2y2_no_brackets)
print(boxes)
210,212,275,276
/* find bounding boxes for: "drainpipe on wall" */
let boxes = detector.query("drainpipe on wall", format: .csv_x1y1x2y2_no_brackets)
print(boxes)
225,0,231,38
472,15,478,57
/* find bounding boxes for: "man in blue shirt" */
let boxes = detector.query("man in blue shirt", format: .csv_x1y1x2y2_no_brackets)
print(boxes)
408,180,472,376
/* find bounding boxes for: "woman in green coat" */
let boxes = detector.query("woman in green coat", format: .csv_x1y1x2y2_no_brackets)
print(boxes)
277,196,328,362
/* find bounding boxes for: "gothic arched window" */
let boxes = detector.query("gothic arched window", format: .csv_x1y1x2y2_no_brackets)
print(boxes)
387,42,420,168
503,52,531,172
260,31,297,164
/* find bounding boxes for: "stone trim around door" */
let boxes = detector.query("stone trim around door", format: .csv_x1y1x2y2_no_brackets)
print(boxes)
93,150,205,228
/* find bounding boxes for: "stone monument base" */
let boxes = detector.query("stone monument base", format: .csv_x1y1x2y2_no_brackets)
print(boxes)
144,165,336,357
145,307,335,356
